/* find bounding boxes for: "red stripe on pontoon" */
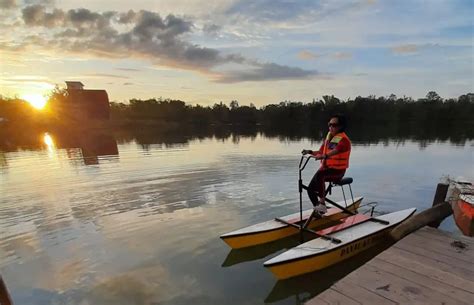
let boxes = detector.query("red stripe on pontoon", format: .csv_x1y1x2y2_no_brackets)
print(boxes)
317,214,370,235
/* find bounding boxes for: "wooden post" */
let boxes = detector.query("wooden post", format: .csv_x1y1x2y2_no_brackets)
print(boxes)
0,275,13,305
427,182,449,228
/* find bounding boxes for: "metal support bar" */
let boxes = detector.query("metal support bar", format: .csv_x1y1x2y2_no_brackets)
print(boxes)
298,177,303,225
302,209,320,229
341,186,347,208
274,217,342,244
324,197,390,225
298,155,315,242
325,183,332,196
348,184,354,204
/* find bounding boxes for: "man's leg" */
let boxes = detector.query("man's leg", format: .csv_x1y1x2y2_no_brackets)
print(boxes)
307,168,327,207
320,169,346,204
308,168,345,205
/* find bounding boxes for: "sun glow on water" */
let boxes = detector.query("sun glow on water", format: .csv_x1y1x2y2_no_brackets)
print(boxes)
43,133,55,151
22,94,47,110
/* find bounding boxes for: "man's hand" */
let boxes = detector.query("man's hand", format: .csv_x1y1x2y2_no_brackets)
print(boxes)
314,152,330,160
301,149,313,155
314,154,326,160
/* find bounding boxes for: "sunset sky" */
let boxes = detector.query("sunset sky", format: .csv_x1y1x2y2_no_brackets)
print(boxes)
1,0,472,106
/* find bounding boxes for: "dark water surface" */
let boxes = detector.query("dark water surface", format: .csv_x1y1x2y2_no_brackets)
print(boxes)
0,128,472,305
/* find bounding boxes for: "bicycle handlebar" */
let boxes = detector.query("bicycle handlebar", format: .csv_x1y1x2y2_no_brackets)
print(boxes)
299,154,319,172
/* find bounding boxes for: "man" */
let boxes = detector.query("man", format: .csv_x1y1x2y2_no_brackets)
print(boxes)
301,114,351,214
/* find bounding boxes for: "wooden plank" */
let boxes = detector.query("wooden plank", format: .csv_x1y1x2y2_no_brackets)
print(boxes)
417,227,474,243
341,264,471,305
415,227,473,244
304,297,329,305
370,258,474,303
376,248,474,293
307,228,473,304
393,240,474,272
399,233,473,263
413,229,465,244
331,280,396,305
307,288,360,305
388,245,474,281
413,227,474,246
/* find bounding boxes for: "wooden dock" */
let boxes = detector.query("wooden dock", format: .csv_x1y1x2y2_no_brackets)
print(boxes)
306,227,474,305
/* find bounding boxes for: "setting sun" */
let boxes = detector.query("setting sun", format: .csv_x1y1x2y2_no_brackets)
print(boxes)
22,94,47,110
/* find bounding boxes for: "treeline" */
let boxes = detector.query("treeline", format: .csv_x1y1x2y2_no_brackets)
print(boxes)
0,97,47,125
1,91,473,132
109,91,474,127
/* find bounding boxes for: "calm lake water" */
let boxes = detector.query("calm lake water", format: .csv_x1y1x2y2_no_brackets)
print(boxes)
0,128,473,305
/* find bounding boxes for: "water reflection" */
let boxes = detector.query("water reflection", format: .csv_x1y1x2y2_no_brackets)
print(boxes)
264,241,393,304
0,125,472,305
79,133,119,165
0,130,119,167
222,221,342,267
222,236,301,268
0,152,6,169
0,123,472,157
43,133,55,151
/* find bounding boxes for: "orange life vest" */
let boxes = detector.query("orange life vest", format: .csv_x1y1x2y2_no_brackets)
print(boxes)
322,132,351,169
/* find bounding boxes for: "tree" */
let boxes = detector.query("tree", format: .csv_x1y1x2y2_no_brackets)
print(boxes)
425,91,442,102
230,100,239,109
458,93,474,103
322,95,340,105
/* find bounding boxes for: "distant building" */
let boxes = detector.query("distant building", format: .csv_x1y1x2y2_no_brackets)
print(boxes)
65,81,84,90
65,81,110,120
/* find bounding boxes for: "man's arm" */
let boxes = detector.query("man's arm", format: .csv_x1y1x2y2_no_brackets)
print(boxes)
324,137,350,158
312,143,325,158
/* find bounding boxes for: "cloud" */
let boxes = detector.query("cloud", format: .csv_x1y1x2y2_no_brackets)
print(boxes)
391,44,419,54
332,52,352,60
22,5,66,27
298,50,352,61
203,23,221,35
216,62,318,83
84,73,130,79
131,11,192,41
12,5,317,83
0,75,55,90
2,75,52,83
216,0,472,53
222,0,380,32
117,10,136,24
24,0,54,5
297,50,318,60
116,68,141,72
225,0,320,23
0,0,16,9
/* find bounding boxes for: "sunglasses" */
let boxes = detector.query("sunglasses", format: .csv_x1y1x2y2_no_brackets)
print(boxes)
328,123,339,127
